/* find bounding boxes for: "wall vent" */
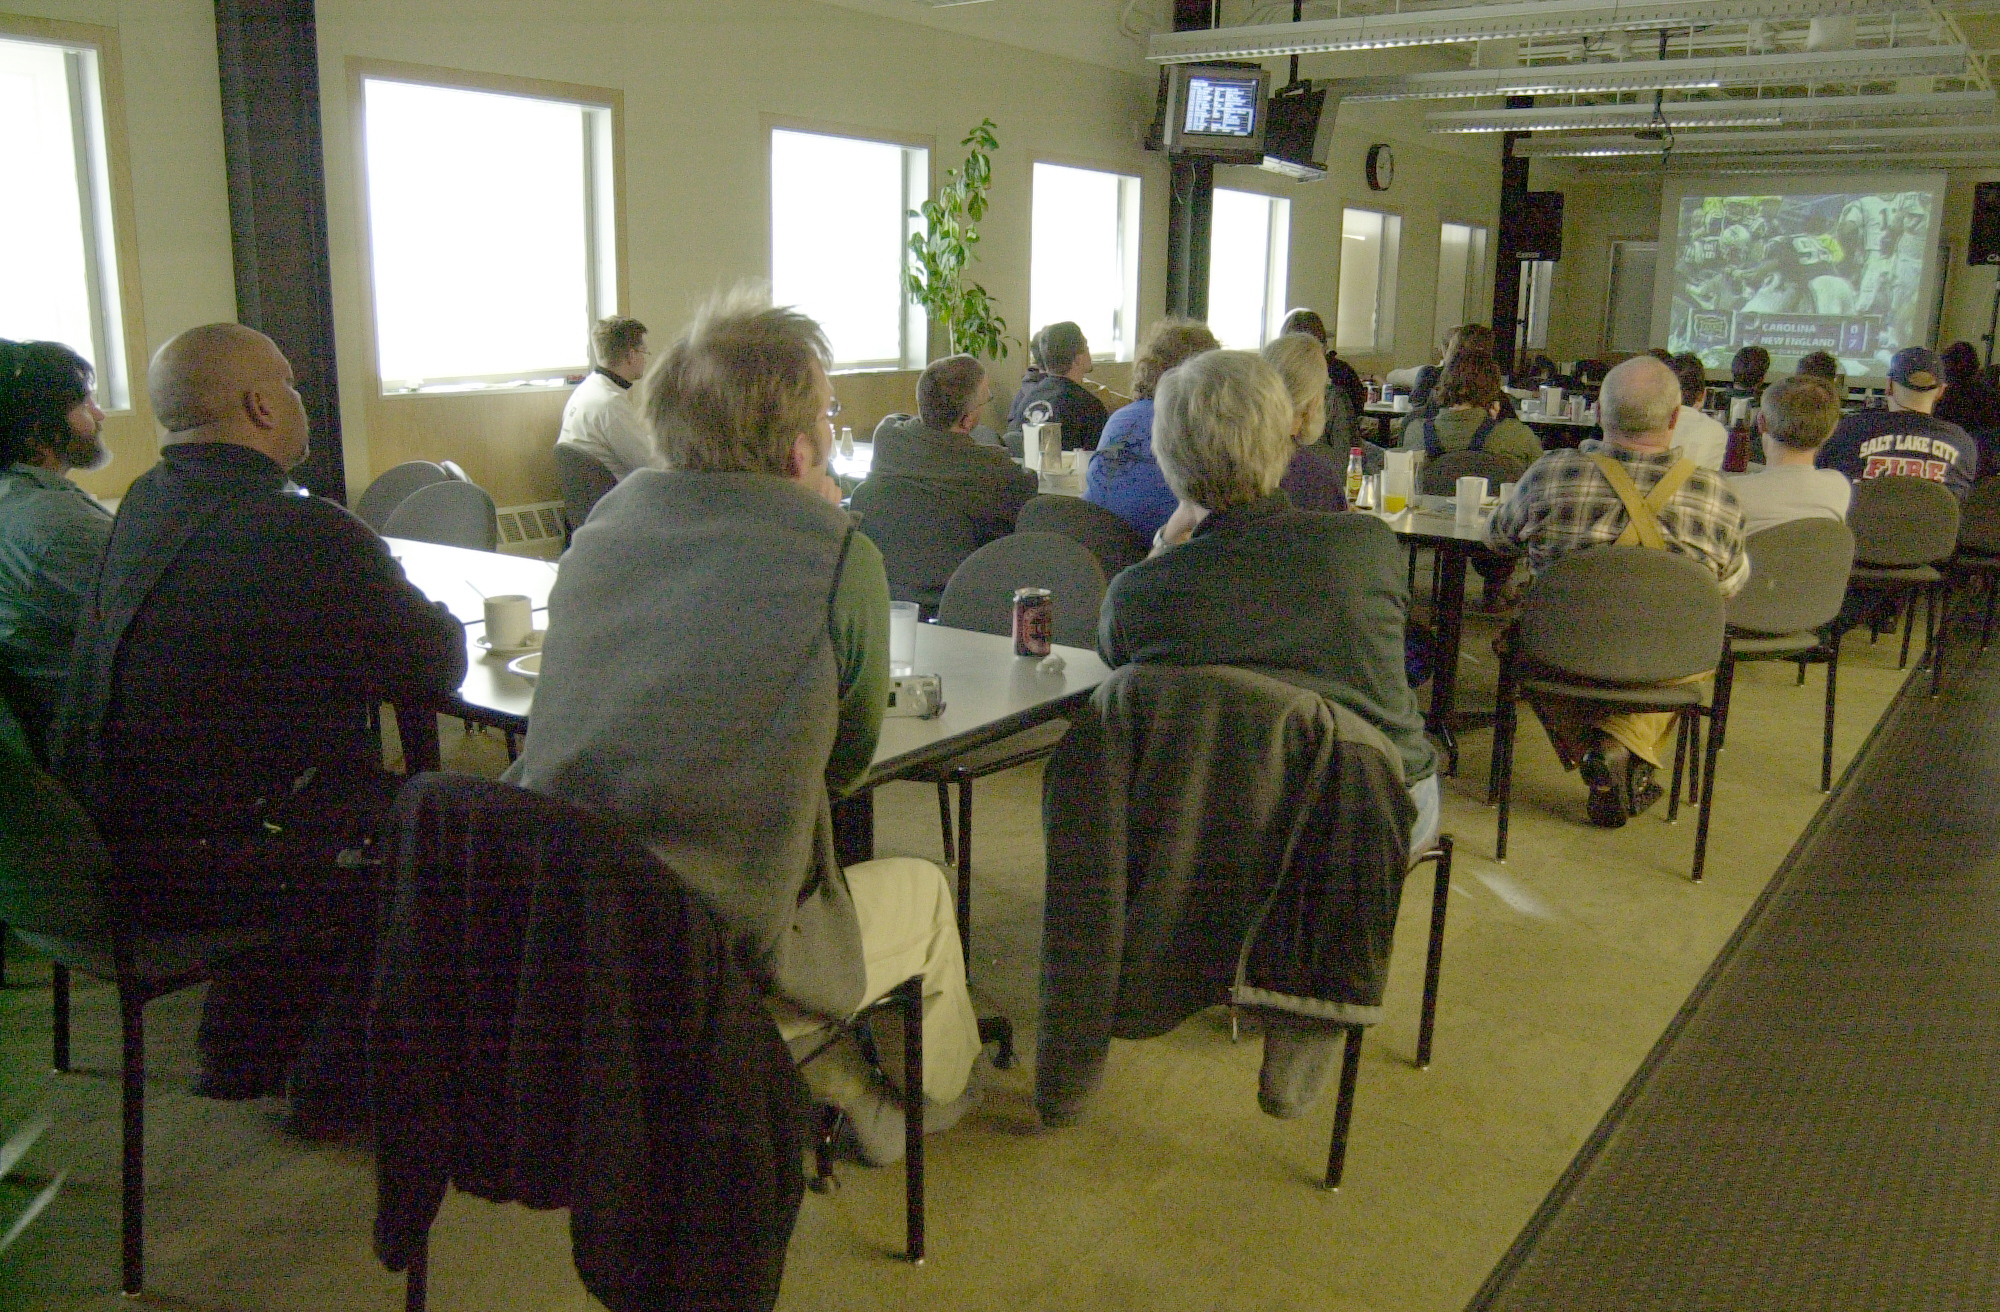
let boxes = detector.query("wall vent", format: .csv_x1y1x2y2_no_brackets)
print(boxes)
494,500,566,559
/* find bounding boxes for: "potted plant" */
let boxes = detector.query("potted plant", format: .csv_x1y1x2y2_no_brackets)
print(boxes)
906,118,1013,360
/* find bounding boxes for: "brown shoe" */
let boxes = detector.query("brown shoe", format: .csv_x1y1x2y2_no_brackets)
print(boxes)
1579,740,1633,828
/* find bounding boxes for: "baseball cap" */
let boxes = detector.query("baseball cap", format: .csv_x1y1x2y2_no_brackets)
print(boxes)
1888,346,1943,390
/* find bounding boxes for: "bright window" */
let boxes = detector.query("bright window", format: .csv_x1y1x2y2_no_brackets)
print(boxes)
1434,222,1490,344
771,129,928,371
1207,189,1291,349
1336,207,1403,355
1030,162,1142,362
0,35,129,406
362,77,617,392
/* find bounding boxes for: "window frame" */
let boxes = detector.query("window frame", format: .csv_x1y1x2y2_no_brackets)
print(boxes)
765,121,931,374
1206,187,1293,350
0,16,144,413
1336,206,1404,356
348,60,626,398
1433,220,1491,347
1028,159,1144,364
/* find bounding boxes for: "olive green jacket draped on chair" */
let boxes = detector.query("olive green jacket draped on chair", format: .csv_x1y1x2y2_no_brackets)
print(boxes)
1036,664,1414,1126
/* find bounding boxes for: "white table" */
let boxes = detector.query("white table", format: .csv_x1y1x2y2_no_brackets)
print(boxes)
385,536,558,626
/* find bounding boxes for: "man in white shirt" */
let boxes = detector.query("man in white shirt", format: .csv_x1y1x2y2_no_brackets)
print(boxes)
555,316,656,481
1729,375,1852,537
1668,353,1730,470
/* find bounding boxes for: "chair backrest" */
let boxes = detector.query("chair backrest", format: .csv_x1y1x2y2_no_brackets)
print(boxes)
1729,518,1857,636
1518,546,1726,685
937,531,1107,649
381,479,500,551
0,738,113,942
554,444,619,535
850,475,990,609
1847,474,1960,568
1958,475,2000,555
1419,448,1524,497
354,461,449,532
1015,493,1150,579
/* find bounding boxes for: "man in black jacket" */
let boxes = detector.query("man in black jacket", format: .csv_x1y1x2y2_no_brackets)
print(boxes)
1005,321,1109,452
55,322,465,1099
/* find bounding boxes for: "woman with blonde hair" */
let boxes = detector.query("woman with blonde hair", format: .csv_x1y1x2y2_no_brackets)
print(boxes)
1258,333,1348,512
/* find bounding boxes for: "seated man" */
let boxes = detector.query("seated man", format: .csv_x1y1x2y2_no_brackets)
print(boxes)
1818,346,1977,499
54,323,466,1099
507,288,981,1166
555,315,656,481
861,354,1037,548
1396,352,1542,472
1727,345,1772,403
1097,348,1437,1118
1484,356,1748,828
0,340,114,756
1666,353,1729,470
1729,375,1852,536
1006,321,1109,452
1084,318,1219,542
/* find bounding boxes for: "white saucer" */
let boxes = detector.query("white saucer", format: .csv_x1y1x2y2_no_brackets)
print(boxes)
507,652,541,681
478,629,544,659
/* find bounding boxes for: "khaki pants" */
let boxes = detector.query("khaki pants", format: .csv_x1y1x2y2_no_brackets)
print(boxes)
1527,673,1709,770
770,858,982,1104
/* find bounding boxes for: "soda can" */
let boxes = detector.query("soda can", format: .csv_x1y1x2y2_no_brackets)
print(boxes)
1012,587,1053,657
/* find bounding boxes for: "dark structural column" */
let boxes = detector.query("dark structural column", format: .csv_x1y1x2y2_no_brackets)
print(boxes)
1164,0,1217,319
1491,95,1533,375
214,0,347,502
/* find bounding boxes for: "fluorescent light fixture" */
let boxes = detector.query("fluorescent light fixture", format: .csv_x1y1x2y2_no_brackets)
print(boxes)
1514,122,2000,157
1337,46,1969,103
1150,0,1887,63
1430,89,1997,133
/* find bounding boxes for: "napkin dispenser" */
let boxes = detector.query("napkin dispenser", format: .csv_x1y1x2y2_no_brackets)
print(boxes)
1022,422,1063,473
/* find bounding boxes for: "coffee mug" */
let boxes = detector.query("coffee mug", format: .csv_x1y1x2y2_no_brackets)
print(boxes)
485,594,533,650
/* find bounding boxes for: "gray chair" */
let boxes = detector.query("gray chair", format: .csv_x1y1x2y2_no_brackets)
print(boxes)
1015,493,1149,580
554,444,618,542
925,533,1106,965
850,476,989,612
1845,475,1960,693
354,461,449,533
1419,448,1524,497
0,739,271,1295
1724,519,1856,793
1491,546,1727,881
381,479,500,552
1949,476,2000,651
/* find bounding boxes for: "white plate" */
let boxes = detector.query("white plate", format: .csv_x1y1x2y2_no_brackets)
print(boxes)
507,651,541,681
478,629,544,659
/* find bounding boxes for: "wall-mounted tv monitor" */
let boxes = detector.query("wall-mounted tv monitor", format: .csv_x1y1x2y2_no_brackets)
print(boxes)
1162,62,1271,164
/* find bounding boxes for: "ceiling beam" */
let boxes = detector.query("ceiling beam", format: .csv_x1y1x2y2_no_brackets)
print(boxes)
1335,44,1968,101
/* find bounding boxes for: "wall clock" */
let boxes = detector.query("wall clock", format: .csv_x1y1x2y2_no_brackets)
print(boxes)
1367,143,1394,192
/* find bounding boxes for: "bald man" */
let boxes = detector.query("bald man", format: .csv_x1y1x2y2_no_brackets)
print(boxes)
53,323,464,1110
1484,355,1748,829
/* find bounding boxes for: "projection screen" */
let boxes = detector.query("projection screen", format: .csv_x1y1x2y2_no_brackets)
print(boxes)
1651,171,1947,384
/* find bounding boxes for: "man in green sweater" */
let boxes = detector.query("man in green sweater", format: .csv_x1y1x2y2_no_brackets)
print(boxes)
508,288,981,1165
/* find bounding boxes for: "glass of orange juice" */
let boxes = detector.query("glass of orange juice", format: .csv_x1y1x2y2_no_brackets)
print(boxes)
1383,492,1407,513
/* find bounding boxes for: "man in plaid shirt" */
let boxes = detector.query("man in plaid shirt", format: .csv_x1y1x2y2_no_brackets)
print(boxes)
1485,356,1748,827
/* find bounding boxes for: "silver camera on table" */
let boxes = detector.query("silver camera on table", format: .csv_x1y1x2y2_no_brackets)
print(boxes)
885,674,946,719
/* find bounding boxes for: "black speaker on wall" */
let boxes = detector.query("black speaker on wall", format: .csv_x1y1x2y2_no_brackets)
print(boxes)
1970,182,2000,266
1501,191,1564,262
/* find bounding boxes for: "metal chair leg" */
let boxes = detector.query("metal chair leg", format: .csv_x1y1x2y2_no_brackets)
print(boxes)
1899,589,1918,669
1491,653,1517,860
120,987,145,1295
955,773,974,971
1822,636,1841,793
934,780,954,867
1691,659,1733,884
1928,580,1947,698
897,976,924,1265
1415,836,1453,1069
51,962,70,1073
1666,712,1688,824
405,1239,429,1312
1323,1025,1366,1190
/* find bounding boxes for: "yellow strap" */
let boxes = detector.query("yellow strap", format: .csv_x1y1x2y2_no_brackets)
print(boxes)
1587,453,1696,551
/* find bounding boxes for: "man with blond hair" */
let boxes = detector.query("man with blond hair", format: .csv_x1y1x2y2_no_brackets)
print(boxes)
55,322,465,1104
508,288,982,1165
1729,375,1852,536
1485,355,1748,828
556,315,656,481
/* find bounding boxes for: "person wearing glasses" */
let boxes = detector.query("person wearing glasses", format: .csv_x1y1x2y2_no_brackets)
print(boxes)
509,287,984,1167
556,315,657,481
